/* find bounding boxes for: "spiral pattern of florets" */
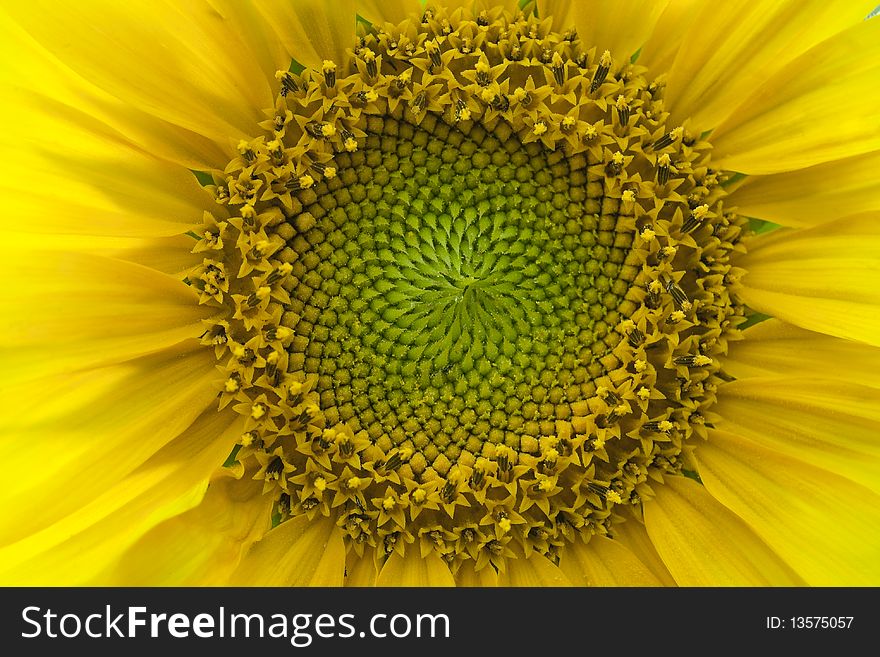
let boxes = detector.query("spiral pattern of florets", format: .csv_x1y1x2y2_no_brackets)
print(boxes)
193,4,746,572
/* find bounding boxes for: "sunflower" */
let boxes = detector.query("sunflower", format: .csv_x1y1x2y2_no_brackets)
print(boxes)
2,0,879,588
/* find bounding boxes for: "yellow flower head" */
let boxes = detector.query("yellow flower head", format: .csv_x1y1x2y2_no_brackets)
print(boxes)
2,0,880,589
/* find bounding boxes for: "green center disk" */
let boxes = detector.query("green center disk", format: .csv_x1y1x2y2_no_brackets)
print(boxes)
284,116,636,464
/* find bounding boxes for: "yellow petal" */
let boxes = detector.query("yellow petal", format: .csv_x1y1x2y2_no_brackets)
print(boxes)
540,0,668,60
559,536,662,586
497,553,572,586
645,476,804,586
0,407,244,585
0,10,231,171
108,473,272,586
454,562,499,587
2,234,202,278
737,214,880,346
697,429,880,586
0,341,220,546
0,252,215,383
107,235,205,276
441,0,518,13
376,550,456,587
727,150,880,228
727,319,880,389
230,515,346,586
1,36,219,240
715,377,880,495
710,14,880,173
344,552,378,587
664,0,876,132
2,0,272,148
611,518,677,586
253,0,358,70
190,0,292,98
637,0,706,73
357,0,419,25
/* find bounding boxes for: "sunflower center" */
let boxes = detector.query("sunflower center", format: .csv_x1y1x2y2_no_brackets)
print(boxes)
281,113,636,470
195,4,746,571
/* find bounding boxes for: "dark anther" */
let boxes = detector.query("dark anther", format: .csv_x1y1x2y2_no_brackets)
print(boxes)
278,72,299,96
285,177,304,191
490,94,510,111
267,456,284,476
681,213,703,234
590,62,610,93
657,161,670,185
470,469,485,489
340,127,356,144
552,61,566,86
305,121,329,139
410,90,427,112
429,43,442,68
627,327,645,348
650,131,676,151
665,278,690,308
600,388,620,405
339,438,354,457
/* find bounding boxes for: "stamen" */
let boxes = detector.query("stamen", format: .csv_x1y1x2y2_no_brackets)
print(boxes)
590,50,612,93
